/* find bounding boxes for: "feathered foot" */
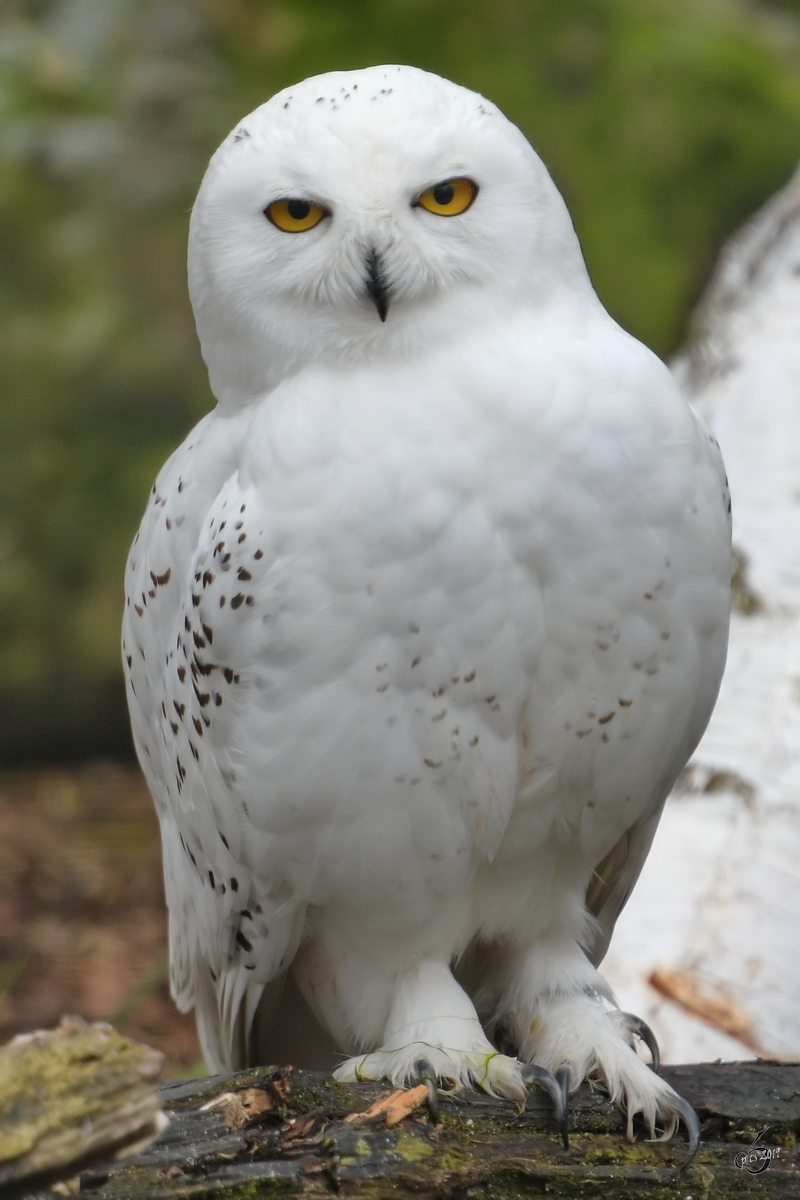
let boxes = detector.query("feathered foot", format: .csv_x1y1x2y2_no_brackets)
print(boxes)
334,1040,528,1103
517,991,700,1165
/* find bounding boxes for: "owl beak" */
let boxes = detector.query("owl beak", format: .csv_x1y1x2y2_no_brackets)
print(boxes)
365,248,390,322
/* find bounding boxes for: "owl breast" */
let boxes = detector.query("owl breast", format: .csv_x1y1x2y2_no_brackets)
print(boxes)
166,316,729,921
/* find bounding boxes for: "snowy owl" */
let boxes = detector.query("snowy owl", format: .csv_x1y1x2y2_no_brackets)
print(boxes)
123,65,730,1153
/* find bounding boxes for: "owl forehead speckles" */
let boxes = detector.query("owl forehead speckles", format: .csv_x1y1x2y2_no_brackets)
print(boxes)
187,65,594,408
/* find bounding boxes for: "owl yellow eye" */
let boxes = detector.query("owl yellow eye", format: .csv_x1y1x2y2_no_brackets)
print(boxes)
265,198,328,232
415,177,477,216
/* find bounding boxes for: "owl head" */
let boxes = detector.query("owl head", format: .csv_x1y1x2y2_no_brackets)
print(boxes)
188,65,593,406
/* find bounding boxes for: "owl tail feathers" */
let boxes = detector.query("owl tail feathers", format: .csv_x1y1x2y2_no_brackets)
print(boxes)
190,965,344,1075
191,963,270,1074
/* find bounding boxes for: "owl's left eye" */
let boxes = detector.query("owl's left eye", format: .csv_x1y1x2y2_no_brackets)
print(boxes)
265,198,328,232
415,177,478,217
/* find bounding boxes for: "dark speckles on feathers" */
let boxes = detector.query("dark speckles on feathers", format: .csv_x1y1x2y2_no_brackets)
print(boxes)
237,567,252,582
236,930,253,952
231,594,245,610
208,870,215,888
177,666,186,682
254,549,264,560
464,670,476,683
202,624,214,644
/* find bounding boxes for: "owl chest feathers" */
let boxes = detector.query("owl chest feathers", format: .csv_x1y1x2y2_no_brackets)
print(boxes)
126,318,728,896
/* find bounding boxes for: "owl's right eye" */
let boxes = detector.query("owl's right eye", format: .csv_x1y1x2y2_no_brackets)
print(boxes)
265,198,328,232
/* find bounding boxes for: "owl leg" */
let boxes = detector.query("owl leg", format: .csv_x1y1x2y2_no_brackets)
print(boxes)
502,943,700,1163
333,959,531,1102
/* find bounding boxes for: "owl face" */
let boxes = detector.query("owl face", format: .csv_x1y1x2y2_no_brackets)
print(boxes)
188,65,591,406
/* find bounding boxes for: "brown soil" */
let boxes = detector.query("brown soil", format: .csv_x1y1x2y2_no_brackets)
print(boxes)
0,764,202,1079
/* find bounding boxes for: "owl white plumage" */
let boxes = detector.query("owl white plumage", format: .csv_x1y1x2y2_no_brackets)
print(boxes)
123,65,730,1148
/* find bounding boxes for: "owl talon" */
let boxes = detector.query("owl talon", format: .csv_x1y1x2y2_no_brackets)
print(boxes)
414,1059,440,1124
619,1012,661,1073
555,1063,571,1148
673,1092,701,1169
521,1062,568,1146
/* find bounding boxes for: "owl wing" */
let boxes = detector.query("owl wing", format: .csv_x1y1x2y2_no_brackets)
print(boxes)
123,423,306,1072
584,414,731,969
584,806,665,968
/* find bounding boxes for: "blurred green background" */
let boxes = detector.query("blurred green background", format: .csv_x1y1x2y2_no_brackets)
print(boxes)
2,0,800,763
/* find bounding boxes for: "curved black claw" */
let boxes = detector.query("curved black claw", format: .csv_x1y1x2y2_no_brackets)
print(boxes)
673,1093,701,1171
521,1063,568,1148
414,1059,440,1125
620,1012,661,1073
555,1064,571,1149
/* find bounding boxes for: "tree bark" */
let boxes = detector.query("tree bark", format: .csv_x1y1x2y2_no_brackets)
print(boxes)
21,1061,799,1198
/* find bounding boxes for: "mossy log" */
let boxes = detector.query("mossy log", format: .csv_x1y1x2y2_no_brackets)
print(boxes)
19,1060,800,1199
0,1016,165,1193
